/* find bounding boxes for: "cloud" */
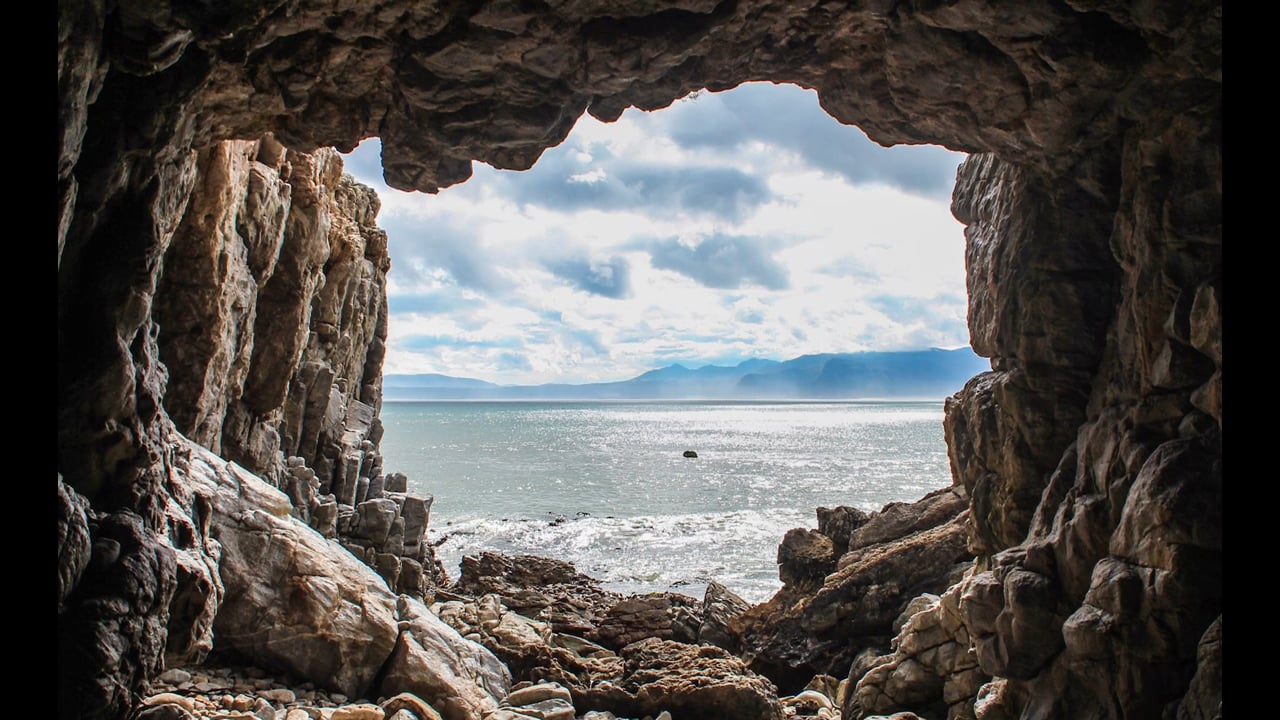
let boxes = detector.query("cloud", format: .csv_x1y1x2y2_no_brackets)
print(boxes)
647,233,789,290
663,83,962,199
866,293,967,324
495,352,533,372
400,335,524,352
565,327,609,356
379,214,510,295
387,291,479,315
340,82,971,386
545,256,632,298
499,142,772,221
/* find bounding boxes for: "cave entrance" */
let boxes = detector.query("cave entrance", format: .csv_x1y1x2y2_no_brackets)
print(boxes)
340,81,978,604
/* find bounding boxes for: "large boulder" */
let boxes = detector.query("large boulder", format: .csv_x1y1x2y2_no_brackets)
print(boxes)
736,493,973,691
183,443,400,698
579,639,786,720
379,595,512,720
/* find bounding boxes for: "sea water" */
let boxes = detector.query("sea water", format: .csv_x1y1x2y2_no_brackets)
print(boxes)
377,400,953,603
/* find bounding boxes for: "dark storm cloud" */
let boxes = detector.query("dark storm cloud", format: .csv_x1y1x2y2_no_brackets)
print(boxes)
501,143,772,222
647,233,789,290
663,83,964,200
379,214,509,294
545,256,632,299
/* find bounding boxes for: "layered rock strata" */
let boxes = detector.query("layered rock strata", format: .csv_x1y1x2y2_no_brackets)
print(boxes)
150,137,445,598
58,1,1220,719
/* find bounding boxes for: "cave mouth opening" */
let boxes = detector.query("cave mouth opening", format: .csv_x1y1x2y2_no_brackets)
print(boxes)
344,80,980,604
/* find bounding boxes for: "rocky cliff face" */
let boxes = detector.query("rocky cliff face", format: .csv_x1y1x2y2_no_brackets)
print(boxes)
58,1,1220,719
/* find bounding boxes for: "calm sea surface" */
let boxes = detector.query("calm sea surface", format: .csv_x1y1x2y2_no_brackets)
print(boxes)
377,400,953,603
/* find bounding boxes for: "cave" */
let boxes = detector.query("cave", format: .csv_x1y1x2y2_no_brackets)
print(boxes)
57,2,1221,720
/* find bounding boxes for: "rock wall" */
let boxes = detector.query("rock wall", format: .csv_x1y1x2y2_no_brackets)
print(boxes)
57,1,1220,719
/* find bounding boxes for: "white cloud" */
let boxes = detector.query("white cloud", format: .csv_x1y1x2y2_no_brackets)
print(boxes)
342,82,969,386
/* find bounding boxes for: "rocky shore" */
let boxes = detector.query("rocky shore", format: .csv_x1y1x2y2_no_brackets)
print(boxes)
124,467,975,720
79,380,982,720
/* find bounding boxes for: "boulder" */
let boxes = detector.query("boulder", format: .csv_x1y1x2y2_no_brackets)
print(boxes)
185,444,400,698
379,595,512,720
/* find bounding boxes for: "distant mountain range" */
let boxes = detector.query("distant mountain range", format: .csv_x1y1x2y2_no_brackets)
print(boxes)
382,348,990,401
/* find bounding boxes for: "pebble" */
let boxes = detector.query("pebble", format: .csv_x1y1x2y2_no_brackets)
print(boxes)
254,697,278,720
505,683,573,707
142,693,196,712
330,705,384,720
262,689,297,704
158,669,193,684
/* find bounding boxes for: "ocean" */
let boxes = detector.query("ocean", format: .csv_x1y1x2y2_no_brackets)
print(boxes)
377,400,954,603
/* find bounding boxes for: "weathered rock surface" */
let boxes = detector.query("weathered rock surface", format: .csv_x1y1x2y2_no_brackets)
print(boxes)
452,552,624,639
698,580,752,651
850,582,987,720
180,441,399,699
57,0,1220,717
379,595,512,720
578,639,786,720
736,491,974,692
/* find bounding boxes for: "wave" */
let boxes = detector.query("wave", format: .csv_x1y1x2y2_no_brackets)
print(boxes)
429,508,816,604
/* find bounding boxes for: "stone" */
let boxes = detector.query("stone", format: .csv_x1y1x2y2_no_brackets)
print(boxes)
263,689,297,703
502,698,574,720
776,529,835,590
183,443,400,698
453,552,622,638
594,592,702,650
331,705,385,720
698,580,751,651
385,473,409,493
142,693,196,712
736,497,972,687
381,692,444,720
575,638,785,720
1175,616,1221,720
158,668,193,685
135,705,197,720
504,683,573,707
378,595,511,720
56,476,92,613
815,506,871,554
254,698,279,720
400,495,433,552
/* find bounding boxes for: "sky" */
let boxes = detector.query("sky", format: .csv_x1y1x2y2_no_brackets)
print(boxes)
340,81,971,386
